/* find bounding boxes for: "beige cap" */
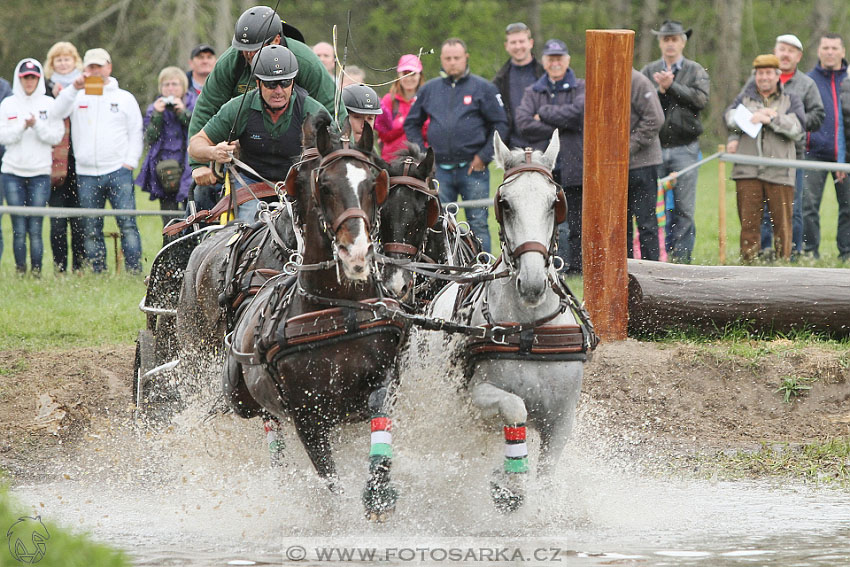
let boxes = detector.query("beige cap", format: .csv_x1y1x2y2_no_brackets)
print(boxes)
83,48,111,66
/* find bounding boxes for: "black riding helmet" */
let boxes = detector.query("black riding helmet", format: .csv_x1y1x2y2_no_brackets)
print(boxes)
342,84,383,115
251,45,298,81
232,6,283,51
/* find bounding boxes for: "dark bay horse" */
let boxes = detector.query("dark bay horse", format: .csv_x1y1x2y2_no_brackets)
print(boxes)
175,203,298,362
222,115,404,519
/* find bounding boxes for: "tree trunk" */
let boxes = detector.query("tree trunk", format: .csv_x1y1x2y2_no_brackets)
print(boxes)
710,0,744,141
214,0,236,56
627,260,850,336
177,0,198,68
636,0,658,66
527,0,542,53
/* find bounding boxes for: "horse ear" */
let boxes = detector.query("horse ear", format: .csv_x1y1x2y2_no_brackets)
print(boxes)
418,147,435,180
493,131,511,171
301,113,318,148
316,121,333,156
374,168,389,205
284,165,298,198
358,121,374,153
543,130,560,169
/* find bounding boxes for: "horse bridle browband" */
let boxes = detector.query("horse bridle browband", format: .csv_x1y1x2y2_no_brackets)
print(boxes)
494,148,567,266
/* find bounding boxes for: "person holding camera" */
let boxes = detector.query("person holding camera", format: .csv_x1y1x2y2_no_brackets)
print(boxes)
135,66,193,225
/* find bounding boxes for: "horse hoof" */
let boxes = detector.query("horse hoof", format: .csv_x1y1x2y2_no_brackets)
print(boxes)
362,485,397,521
367,510,392,523
489,481,525,513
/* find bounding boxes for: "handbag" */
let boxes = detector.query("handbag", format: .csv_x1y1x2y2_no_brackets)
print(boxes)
155,158,182,196
51,118,71,190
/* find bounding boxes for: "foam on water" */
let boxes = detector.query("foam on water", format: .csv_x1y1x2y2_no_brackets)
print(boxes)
10,329,850,565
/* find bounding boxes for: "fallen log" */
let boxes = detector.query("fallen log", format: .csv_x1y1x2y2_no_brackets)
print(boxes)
627,259,850,336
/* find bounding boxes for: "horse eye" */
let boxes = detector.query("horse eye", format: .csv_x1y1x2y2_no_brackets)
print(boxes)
500,199,511,212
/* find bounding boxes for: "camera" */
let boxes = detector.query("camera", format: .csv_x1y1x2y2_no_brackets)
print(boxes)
163,95,176,108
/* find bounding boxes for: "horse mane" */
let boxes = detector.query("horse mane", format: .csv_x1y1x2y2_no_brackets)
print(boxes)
500,146,553,172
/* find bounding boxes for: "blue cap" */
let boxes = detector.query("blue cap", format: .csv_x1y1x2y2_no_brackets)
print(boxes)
542,39,568,56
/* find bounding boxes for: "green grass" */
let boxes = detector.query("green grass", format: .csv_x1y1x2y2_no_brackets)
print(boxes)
1,486,128,567
702,438,850,485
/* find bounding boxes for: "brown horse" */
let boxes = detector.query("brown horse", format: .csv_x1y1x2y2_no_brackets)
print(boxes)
222,115,404,519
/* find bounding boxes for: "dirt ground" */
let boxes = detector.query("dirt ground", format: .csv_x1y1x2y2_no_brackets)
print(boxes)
2,340,849,478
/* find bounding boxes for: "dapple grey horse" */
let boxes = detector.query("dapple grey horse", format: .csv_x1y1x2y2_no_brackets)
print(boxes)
427,130,586,511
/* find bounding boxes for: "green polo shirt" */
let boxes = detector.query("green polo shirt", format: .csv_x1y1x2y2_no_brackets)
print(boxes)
191,88,328,168
188,38,345,139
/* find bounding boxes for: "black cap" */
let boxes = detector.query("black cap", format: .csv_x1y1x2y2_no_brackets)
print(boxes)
191,44,216,58
651,20,692,39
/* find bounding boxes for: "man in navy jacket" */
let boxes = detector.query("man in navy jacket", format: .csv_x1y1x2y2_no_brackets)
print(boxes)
803,33,849,260
405,38,508,252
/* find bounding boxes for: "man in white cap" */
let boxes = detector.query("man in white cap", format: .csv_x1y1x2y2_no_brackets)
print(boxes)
53,47,144,273
745,34,824,259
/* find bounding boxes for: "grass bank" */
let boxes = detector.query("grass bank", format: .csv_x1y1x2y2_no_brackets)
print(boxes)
1,486,127,567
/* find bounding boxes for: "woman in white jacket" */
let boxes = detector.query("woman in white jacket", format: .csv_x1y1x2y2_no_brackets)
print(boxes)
0,59,64,275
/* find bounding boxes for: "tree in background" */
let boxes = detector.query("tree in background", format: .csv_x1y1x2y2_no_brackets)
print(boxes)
0,0,848,146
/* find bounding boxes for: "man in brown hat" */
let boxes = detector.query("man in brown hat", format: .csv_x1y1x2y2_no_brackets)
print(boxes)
725,54,804,263
640,20,710,263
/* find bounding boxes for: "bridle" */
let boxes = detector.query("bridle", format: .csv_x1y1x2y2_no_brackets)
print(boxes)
285,138,388,238
381,157,441,261
493,148,567,270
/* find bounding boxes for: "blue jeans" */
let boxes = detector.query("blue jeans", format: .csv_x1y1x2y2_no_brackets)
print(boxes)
761,168,804,254
802,165,850,259
77,168,142,272
3,174,51,271
658,141,700,263
435,165,491,252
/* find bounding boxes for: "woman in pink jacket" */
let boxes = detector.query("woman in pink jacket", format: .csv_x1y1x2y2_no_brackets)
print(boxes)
375,54,428,162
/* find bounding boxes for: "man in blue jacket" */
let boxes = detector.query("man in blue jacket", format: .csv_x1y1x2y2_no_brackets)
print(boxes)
515,39,586,273
803,33,849,260
404,38,508,252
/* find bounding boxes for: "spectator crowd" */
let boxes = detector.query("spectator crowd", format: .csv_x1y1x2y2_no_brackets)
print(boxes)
1,7,850,276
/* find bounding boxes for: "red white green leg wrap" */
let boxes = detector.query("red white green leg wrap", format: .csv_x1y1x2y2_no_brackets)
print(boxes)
370,414,393,460
264,418,283,456
504,424,528,474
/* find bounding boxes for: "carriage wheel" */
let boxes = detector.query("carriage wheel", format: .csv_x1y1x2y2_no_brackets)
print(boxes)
133,330,156,407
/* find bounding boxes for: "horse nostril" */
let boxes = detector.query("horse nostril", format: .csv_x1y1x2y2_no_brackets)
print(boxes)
353,264,365,274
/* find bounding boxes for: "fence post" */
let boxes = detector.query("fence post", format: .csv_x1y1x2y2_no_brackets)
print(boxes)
582,29,634,342
718,144,727,265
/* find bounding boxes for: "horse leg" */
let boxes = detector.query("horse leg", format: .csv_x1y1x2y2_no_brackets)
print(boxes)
537,364,583,476
470,382,529,512
292,411,340,493
362,383,399,521
262,412,286,468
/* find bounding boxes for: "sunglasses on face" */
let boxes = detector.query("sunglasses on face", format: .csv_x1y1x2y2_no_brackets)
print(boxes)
260,78,293,90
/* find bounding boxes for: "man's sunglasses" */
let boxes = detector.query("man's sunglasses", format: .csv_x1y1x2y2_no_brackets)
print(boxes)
260,78,293,90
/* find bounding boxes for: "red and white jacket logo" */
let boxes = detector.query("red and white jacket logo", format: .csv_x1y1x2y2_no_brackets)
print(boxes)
463,95,472,105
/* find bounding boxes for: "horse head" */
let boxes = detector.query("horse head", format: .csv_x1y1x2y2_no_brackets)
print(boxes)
379,145,438,301
493,130,564,307
288,114,388,282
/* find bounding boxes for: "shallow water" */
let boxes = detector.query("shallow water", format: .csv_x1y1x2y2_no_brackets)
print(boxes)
10,331,850,565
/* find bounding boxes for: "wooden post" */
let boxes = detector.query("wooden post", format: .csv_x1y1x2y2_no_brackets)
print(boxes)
718,144,727,265
583,30,634,341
